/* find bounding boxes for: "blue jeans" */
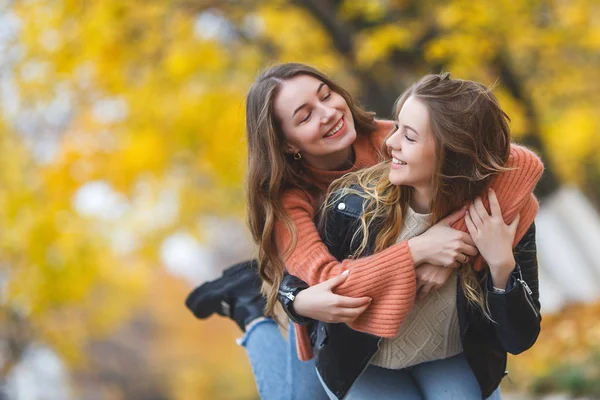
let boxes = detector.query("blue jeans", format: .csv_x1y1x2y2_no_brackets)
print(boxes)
238,318,328,400
319,352,501,400
240,320,501,400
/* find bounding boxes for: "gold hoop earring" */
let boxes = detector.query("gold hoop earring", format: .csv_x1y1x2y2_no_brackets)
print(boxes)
293,152,302,160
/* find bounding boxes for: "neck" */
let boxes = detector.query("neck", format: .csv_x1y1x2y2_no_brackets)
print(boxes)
410,185,432,214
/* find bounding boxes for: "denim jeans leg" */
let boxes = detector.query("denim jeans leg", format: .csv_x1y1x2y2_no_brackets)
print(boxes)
410,353,483,400
486,387,502,400
345,365,423,400
238,318,288,400
287,322,330,400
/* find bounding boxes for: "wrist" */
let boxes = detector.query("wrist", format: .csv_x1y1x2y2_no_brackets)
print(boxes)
292,290,308,317
489,258,516,289
279,285,311,324
407,236,426,265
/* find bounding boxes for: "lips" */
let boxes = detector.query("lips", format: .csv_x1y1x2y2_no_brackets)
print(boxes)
392,157,407,165
323,117,345,138
390,154,407,170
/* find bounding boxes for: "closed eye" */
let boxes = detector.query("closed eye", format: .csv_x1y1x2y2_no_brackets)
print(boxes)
301,112,311,123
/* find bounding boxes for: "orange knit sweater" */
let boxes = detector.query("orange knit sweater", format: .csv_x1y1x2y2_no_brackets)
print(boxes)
274,120,544,361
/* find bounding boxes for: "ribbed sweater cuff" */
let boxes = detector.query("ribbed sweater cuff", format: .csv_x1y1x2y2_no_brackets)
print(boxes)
295,324,314,361
343,240,417,337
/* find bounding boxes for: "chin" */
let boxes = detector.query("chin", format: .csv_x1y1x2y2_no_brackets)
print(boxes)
388,172,405,186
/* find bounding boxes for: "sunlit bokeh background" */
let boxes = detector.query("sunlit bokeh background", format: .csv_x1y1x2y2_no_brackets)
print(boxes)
1,0,600,399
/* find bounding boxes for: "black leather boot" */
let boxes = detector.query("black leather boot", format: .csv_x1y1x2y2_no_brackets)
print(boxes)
185,260,266,332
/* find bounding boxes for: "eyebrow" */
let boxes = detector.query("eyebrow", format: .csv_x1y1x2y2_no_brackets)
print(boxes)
292,82,327,118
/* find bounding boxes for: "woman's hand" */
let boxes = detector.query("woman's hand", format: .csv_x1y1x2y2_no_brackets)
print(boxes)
293,271,372,324
415,263,453,301
465,188,520,289
408,209,479,268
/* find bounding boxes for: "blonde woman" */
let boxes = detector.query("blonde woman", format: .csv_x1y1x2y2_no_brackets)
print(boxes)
279,73,542,399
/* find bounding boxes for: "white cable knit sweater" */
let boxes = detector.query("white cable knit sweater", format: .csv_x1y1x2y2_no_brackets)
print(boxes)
370,207,463,369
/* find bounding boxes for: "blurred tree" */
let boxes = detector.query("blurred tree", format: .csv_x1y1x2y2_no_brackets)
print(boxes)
2,0,599,397
0,119,150,373
147,270,256,400
62,270,255,399
506,300,600,396
13,0,600,204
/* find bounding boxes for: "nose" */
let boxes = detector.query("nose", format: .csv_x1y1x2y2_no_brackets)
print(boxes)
385,128,402,151
320,104,337,123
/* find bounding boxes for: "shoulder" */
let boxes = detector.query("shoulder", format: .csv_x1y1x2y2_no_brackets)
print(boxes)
374,119,395,132
329,187,368,220
507,144,544,176
281,187,318,214
514,222,536,252
323,187,386,258
282,187,313,204
321,188,367,259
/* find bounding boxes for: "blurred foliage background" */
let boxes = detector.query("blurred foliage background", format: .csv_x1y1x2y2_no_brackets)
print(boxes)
0,0,599,399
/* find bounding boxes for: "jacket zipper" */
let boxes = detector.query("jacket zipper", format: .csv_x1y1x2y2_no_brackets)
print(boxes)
278,289,295,301
515,266,539,319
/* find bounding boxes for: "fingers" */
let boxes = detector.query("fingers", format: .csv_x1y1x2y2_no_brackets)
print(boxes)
417,284,433,301
440,207,467,226
460,243,479,257
468,204,484,227
329,300,371,323
488,188,502,217
473,197,489,220
324,271,349,289
465,210,477,236
458,243,479,261
459,231,476,246
334,295,372,308
336,303,371,323
444,245,476,267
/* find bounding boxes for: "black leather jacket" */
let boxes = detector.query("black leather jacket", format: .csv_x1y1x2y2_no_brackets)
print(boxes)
278,191,541,399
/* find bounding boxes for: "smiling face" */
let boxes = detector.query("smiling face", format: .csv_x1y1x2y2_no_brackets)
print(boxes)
273,74,357,170
386,96,437,190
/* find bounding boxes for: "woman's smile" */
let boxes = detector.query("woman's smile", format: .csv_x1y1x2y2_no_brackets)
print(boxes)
274,74,357,170
323,117,347,139
391,154,408,168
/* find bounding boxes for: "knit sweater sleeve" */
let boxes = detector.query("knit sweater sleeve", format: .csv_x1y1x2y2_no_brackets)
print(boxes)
277,144,543,337
276,189,416,338
450,144,544,270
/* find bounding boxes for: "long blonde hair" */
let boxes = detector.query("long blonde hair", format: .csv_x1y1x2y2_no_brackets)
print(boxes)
322,73,512,316
245,63,377,316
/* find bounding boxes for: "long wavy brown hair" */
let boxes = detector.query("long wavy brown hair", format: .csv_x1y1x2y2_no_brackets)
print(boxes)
245,63,378,316
322,73,512,316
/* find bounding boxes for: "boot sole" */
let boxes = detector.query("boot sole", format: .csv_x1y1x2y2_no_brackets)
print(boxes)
185,260,259,319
